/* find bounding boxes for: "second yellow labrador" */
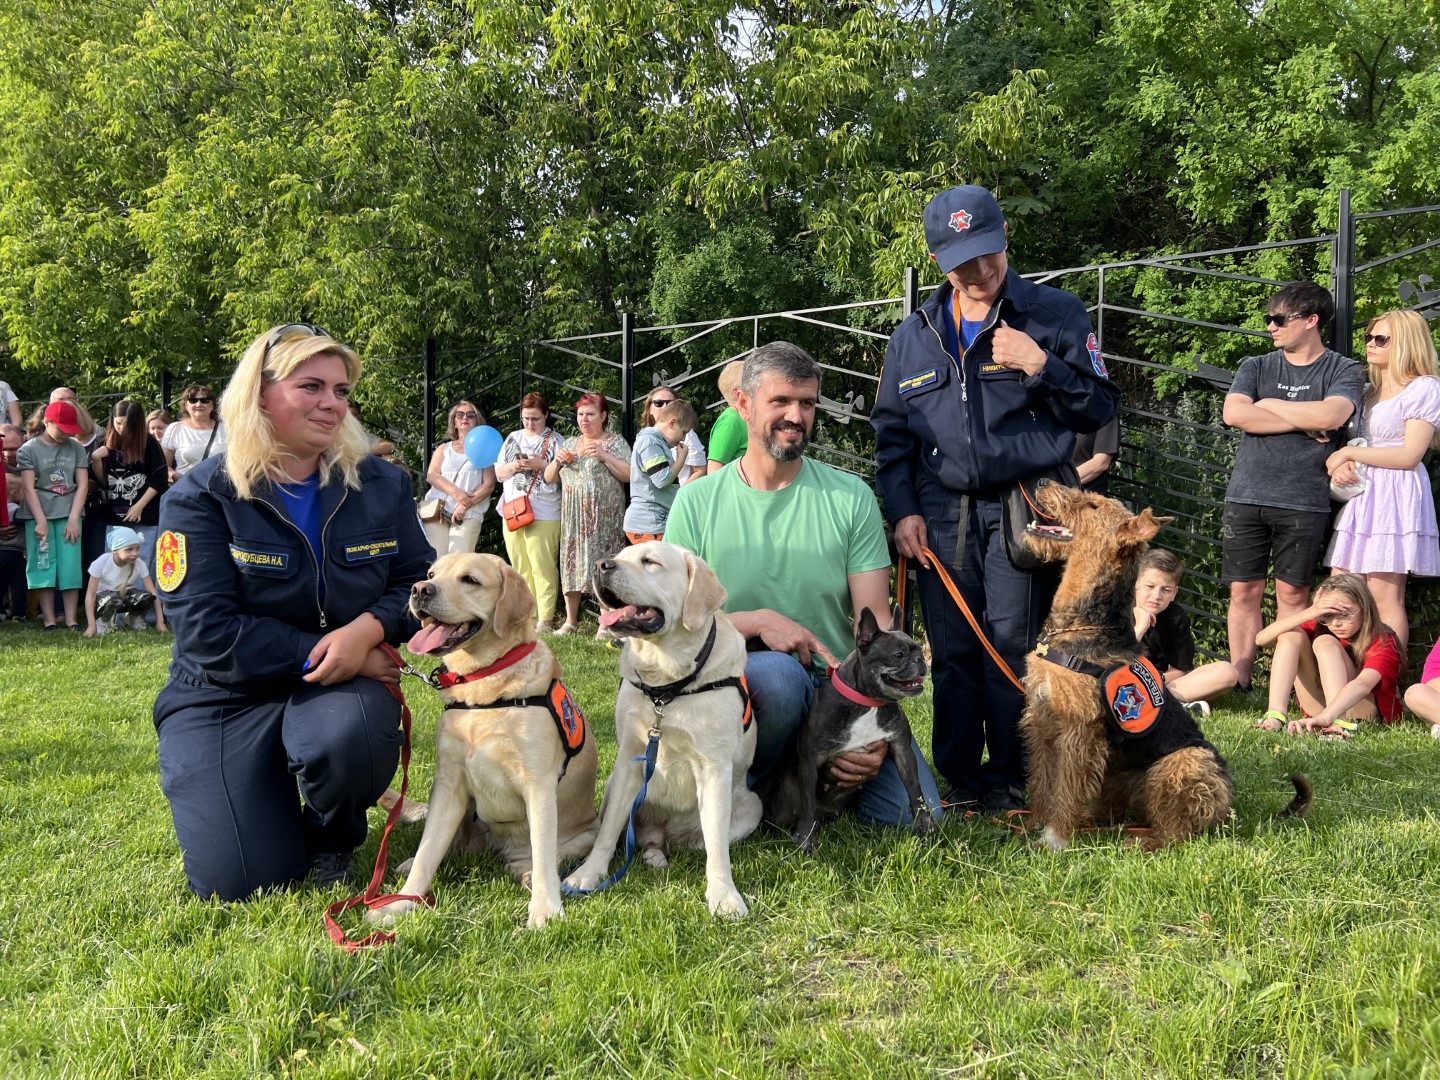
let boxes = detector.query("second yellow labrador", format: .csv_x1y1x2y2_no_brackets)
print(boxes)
369,553,598,929
563,541,761,918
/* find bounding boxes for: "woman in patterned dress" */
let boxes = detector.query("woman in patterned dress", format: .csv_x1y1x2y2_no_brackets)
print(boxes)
1326,309,1440,649
543,392,630,634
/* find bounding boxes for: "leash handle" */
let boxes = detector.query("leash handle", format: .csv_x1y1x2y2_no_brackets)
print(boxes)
898,548,1026,695
561,728,660,897
324,643,435,950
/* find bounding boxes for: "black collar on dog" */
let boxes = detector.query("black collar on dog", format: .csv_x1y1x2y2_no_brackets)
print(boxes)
1033,640,1108,678
626,618,719,712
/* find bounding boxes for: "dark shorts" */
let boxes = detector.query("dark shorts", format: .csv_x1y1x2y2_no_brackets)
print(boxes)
1221,502,1330,587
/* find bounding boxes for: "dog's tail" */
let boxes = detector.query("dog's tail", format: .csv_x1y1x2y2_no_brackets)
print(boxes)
1273,773,1313,821
378,787,428,823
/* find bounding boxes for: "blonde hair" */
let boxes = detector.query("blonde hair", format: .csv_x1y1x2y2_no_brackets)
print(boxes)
221,326,370,501
1316,573,1399,672
653,397,696,434
445,399,487,442
1364,310,1440,448
718,360,745,406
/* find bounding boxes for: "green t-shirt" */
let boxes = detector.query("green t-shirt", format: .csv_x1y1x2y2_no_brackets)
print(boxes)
666,459,889,662
16,434,88,520
706,407,748,466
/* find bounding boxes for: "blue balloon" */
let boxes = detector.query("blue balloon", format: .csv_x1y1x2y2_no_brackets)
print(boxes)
464,425,503,469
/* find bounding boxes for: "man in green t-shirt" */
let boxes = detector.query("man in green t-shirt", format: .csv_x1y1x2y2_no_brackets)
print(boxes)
667,342,943,827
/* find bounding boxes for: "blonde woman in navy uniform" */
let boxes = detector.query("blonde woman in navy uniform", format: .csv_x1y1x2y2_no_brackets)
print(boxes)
152,325,433,900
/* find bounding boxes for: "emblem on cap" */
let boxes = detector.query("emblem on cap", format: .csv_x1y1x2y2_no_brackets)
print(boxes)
949,209,972,233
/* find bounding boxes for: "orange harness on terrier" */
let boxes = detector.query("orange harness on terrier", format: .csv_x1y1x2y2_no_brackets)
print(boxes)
1033,637,1166,739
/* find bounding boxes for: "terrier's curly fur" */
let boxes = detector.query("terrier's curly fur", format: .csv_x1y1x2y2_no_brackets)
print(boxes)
1020,483,1310,850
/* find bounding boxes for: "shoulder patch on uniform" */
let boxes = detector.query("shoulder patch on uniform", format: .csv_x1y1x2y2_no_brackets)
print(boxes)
1087,333,1108,378
899,369,938,394
156,531,187,592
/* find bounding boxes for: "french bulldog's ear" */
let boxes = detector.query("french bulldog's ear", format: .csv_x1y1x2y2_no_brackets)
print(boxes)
492,562,537,636
681,548,728,631
856,606,881,649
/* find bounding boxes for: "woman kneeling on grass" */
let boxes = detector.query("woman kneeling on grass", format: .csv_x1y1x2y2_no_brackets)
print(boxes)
1252,573,1402,738
152,324,432,901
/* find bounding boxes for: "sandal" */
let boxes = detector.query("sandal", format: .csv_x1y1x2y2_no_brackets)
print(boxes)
1318,724,1353,741
552,623,579,636
1253,709,1287,732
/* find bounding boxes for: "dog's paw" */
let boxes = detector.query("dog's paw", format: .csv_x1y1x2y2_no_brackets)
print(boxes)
527,897,564,929
913,811,938,836
707,883,749,919
641,846,669,869
563,865,603,892
1042,824,1070,852
790,825,818,853
366,898,418,926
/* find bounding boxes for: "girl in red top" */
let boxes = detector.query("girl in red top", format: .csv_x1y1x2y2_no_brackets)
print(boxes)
1253,573,1403,737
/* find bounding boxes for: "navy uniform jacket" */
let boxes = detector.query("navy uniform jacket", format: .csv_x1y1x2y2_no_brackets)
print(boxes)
872,270,1120,521
153,454,433,712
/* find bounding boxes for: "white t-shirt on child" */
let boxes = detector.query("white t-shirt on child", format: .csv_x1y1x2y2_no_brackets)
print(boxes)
87,553,150,593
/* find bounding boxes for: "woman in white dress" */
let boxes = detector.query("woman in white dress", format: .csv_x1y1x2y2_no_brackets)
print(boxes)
162,384,226,482
1326,309,1440,649
419,400,496,557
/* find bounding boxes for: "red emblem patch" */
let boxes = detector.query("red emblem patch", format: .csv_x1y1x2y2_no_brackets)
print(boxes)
1086,332,1108,378
1103,658,1165,737
949,209,972,233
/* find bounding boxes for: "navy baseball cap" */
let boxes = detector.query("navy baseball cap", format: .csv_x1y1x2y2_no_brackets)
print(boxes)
924,185,1008,275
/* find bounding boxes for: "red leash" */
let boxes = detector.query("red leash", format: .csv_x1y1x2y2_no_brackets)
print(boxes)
324,643,435,950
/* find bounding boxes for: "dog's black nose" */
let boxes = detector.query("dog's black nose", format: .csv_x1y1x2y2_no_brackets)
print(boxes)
595,559,615,574
412,581,435,599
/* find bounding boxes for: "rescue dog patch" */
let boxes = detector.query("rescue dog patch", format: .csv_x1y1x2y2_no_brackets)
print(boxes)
1103,657,1165,737
156,531,187,592
898,369,938,394
230,545,291,572
343,538,398,563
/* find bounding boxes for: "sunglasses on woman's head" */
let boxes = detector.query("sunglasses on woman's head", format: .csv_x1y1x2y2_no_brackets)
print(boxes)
1364,333,1391,348
260,322,331,365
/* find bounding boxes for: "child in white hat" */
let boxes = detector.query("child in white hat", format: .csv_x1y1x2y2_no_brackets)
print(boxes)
84,525,166,636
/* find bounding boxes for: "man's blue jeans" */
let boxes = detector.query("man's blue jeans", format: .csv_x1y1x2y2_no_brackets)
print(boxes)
743,648,944,826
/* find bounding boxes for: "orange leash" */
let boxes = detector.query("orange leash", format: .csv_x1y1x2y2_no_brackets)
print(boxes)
324,644,435,950
899,547,1026,695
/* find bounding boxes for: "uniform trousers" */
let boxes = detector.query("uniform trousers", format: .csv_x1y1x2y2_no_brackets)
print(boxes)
155,674,402,900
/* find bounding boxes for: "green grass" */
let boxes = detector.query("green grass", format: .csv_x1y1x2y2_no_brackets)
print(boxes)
3,623,1440,1078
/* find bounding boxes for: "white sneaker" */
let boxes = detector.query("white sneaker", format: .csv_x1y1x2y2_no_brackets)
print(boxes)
1431,723,1440,742
535,621,553,634
1182,699,1211,717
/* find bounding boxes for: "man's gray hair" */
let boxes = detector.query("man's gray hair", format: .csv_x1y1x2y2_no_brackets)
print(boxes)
740,341,822,398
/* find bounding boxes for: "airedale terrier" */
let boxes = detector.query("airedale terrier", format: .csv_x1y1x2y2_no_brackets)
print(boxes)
1019,483,1310,850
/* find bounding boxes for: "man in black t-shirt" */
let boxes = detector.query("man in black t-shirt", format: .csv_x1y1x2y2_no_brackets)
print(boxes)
1220,282,1364,689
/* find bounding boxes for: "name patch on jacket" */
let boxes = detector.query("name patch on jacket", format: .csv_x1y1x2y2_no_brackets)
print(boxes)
230,545,291,572
344,538,399,562
898,369,938,394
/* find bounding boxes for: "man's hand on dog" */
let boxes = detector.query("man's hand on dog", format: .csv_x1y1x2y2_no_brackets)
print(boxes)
894,515,930,568
305,613,398,685
828,741,888,788
740,609,839,669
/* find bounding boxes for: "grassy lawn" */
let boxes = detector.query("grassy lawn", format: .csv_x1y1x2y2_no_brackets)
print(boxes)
2,621,1439,1078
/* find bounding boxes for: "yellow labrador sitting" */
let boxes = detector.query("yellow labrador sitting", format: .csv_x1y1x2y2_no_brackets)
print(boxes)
369,553,598,929
563,541,761,918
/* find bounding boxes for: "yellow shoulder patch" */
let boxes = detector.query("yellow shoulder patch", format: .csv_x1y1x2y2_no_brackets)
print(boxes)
156,530,188,592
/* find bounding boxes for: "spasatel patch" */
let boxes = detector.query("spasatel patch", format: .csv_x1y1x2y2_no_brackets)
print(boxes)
1102,657,1165,737
156,530,188,592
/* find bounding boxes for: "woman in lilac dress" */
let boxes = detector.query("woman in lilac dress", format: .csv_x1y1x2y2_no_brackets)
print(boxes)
1326,309,1440,649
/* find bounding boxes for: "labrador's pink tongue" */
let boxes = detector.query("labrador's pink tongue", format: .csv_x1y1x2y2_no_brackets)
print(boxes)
408,621,452,655
598,605,641,628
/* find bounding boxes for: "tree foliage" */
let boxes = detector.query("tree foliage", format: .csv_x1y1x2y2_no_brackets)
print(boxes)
0,0,1435,404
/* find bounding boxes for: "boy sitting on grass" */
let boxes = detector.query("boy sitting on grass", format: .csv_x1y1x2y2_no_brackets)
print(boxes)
84,525,166,636
1133,549,1240,716
623,398,696,544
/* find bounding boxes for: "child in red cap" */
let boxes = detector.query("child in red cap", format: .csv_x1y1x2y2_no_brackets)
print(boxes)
16,400,89,629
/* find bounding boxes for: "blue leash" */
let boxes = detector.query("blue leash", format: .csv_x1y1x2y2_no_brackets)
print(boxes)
561,726,660,896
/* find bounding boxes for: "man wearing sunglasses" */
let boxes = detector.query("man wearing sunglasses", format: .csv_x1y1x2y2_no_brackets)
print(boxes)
1221,281,1364,690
